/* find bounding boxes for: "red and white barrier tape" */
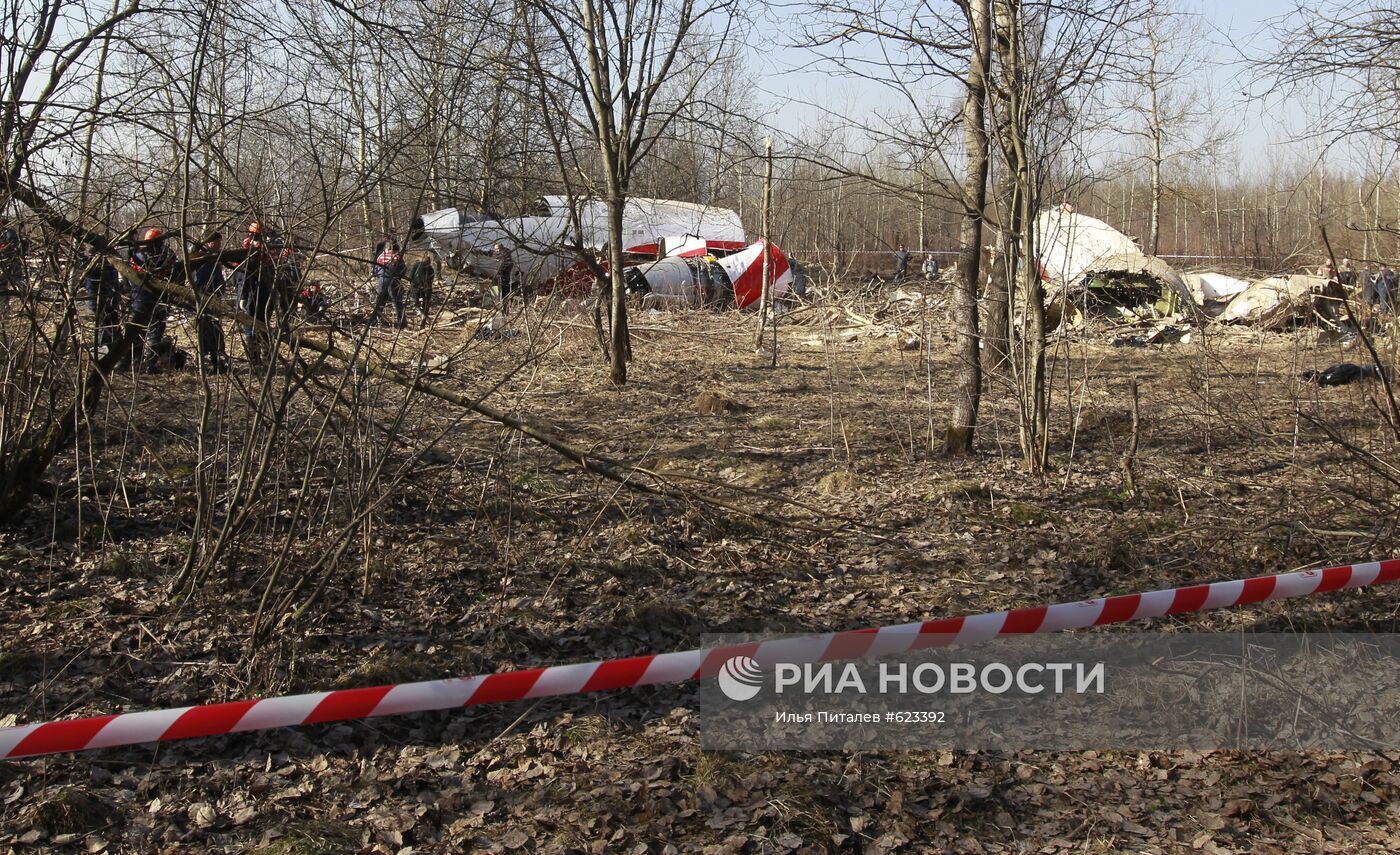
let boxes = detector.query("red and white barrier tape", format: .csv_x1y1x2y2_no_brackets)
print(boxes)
4,559,1398,759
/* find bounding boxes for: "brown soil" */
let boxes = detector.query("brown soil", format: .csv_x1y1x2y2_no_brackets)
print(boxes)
2,303,1398,853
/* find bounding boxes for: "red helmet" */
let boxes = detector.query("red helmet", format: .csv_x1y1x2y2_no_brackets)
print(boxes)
144,227,164,241
247,221,263,235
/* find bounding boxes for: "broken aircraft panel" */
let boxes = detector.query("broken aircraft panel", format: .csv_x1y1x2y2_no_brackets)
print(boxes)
1219,274,1325,328
1180,271,1252,303
627,239,794,309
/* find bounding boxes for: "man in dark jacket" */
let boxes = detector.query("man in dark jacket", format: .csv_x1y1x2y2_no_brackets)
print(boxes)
237,221,279,366
372,241,407,328
893,243,911,282
1378,266,1396,313
0,223,25,303
81,246,123,359
493,242,514,306
189,232,228,373
127,226,177,372
406,252,435,327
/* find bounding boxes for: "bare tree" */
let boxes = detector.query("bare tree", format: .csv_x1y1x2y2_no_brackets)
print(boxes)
947,0,991,454
985,0,1134,471
1119,0,1225,256
522,0,737,385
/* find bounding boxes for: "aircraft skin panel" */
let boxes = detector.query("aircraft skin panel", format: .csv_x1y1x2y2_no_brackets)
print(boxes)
718,240,792,308
418,197,746,286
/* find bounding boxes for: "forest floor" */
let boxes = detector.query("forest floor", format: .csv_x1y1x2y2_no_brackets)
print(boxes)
3,285,1400,853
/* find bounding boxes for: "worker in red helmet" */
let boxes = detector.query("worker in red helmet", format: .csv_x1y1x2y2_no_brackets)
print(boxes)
236,220,278,366
126,225,177,372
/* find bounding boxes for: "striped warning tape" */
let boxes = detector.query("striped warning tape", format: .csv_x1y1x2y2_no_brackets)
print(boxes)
4,558,1398,759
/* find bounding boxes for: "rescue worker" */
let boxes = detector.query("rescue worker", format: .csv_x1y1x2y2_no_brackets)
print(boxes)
127,226,177,372
1338,258,1356,289
80,244,123,358
493,242,514,306
189,232,228,373
0,222,26,305
1321,259,1349,323
372,241,407,328
1379,266,1396,313
406,252,435,327
237,221,279,366
893,243,911,282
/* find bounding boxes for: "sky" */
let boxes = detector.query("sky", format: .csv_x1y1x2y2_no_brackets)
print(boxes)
749,0,1323,176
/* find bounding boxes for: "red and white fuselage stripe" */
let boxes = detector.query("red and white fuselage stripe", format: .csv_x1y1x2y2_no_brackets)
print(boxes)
3,559,1396,759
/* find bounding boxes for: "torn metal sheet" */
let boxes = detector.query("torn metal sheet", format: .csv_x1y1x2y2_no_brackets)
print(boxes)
1181,271,1252,302
629,255,717,309
533,196,745,253
1219,274,1324,328
716,240,793,308
662,236,747,258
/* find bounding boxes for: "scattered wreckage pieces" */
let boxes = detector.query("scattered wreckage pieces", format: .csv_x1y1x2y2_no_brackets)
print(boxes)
411,196,746,287
1300,363,1393,387
1180,271,1252,303
791,287,943,350
1110,325,1192,348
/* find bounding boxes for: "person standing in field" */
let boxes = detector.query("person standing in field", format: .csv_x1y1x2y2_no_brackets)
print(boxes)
893,243,911,282
237,221,281,366
81,244,124,362
493,242,514,306
189,232,228,374
1378,265,1396,313
127,226,177,372
406,252,435,328
372,241,407,329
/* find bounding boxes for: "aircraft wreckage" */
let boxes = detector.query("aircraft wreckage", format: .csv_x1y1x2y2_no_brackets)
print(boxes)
411,196,793,308
1034,205,1196,319
1033,206,1344,330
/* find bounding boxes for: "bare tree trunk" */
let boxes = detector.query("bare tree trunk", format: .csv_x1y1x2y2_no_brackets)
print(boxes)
1147,28,1163,256
755,136,774,356
918,171,927,252
607,193,630,385
945,0,991,455
1019,181,1049,471
1149,129,1162,256
983,103,1015,378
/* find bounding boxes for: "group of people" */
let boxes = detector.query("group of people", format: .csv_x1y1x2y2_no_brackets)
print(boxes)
891,243,942,282
80,221,309,374
370,240,437,329
1325,257,1396,313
